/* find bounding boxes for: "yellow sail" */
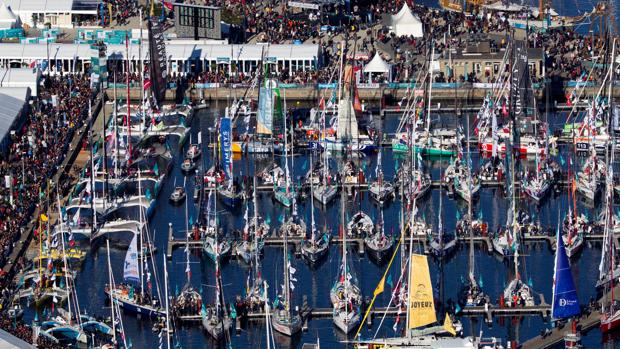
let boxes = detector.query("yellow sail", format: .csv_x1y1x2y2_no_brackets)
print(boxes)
408,254,437,329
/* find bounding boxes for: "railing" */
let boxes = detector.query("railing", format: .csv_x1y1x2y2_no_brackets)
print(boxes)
106,80,614,90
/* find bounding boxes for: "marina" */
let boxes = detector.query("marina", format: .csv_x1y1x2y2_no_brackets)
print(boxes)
1,0,620,348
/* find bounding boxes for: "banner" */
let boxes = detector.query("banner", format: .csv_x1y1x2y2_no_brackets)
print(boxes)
510,41,529,121
288,1,320,9
357,82,380,89
148,19,168,106
220,117,232,180
257,86,279,134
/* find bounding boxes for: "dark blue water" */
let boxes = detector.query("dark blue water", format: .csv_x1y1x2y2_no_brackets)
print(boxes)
20,104,620,349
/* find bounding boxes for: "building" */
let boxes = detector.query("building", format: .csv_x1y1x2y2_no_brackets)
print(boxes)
0,42,321,77
438,39,543,82
173,3,221,40
3,0,99,29
0,84,31,155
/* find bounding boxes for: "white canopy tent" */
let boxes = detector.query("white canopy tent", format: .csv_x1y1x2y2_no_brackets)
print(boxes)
0,3,17,29
363,52,392,82
390,3,423,38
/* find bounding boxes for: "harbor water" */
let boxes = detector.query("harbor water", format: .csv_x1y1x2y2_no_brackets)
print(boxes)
18,104,620,348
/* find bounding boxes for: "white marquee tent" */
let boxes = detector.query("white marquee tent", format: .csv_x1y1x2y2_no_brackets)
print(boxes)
390,3,423,38
363,52,392,82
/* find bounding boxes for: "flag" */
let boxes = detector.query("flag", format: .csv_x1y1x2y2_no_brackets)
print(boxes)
443,313,456,336
153,162,159,176
163,0,174,10
373,276,385,296
386,274,393,288
144,78,152,90
29,60,36,69
40,214,49,222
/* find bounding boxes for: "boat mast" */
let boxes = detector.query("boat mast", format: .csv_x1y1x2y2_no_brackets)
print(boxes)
283,213,291,319
253,175,260,280
466,111,475,284
341,166,348,302
125,31,132,165
139,9,145,131
56,192,73,325
337,40,344,102
106,240,117,345
113,74,119,180
425,42,435,143
163,254,171,349
310,154,316,244
138,170,145,297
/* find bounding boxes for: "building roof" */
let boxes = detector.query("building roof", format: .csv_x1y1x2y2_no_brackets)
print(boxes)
2,0,97,14
0,328,34,349
0,86,28,144
0,43,320,62
446,47,543,62
0,68,39,92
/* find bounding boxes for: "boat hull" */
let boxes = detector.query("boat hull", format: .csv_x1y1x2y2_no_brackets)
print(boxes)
271,313,302,336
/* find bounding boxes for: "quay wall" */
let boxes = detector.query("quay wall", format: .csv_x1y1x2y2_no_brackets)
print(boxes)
108,84,615,104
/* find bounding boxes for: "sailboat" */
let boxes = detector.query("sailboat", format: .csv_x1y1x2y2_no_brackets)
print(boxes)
173,220,202,319
575,149,604,201
105,232,165,318
105,168,165,318
323,48,375,154
331,186,362,333
201,232,232,340
415,44,459,157
347,211,374,237
364,209,393,263
217,116,243,208
301,162,330,265
521,152,553,202
235,177,266,264
369,150,395,205
429,165,456,256
271,220,302,336
597,139,618,289
354,254,483,347
502,102,535,308
551,220,581,336
274,95,296,208
202,189,232,262
600,77,620,330
459,116,487,307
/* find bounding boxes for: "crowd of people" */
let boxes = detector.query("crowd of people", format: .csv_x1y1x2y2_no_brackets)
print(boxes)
0,317,65,349
0,74,92,300
176,0,608,87
99,0,140,27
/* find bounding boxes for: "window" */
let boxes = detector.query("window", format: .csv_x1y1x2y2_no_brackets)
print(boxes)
474,63,481,74
198,8,215,29
493,64,499,74
179,6,193,27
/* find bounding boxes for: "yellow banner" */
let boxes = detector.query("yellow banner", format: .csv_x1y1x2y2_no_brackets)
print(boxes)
408,254,436,329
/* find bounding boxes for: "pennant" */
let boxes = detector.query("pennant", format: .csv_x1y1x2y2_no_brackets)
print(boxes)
443,313,456,336
163,0,174,10
40,214,49,222
144,78,152,91
373,276,385,296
